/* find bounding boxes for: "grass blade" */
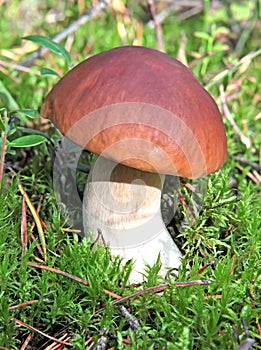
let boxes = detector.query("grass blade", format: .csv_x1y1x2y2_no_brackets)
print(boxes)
18,182,47,262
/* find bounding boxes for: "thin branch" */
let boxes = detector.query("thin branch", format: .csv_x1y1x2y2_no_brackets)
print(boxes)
119,305,142,331
178,5,203,20
90,228,108,250
28,263,89,286
8,300,39,310
28,263,122,299
20,0,112,67
230,155,261,172
20,333,33,350
198,261,215,274
236,164,261,185
15,319,73,347
147,4,176,29
0,59,41,74
146,1,208,29
147,0,164,52
43,333,73,350
95,280,210,313
219,84,251,149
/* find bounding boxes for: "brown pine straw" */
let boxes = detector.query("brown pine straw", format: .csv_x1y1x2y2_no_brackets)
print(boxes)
20,333,33,350
230,255,237,276
15,319,72,347
28,263,211,314
43,333,73,350
28,263,122,300
95,280,211,313
20,195,28,255
198,261,215,274
8,300,39,310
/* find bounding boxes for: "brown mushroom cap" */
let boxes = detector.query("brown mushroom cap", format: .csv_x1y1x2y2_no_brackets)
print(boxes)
41,46,227,178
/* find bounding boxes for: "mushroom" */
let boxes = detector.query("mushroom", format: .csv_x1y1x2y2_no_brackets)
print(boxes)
41,46,227,282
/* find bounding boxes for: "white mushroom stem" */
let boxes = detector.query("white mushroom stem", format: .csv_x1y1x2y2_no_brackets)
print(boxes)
82,157,181,282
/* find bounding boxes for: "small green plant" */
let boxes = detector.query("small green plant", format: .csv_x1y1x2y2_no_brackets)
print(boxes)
24,35,72,76
0,107,48,186
0,35,71,187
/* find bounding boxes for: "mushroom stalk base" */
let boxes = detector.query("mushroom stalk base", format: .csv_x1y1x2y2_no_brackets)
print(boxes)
83,157,181,282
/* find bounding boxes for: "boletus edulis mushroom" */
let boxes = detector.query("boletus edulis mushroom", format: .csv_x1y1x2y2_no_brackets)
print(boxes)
41,46,227,282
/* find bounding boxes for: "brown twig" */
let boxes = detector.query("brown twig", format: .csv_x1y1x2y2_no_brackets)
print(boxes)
15,319,73,346
20,333,33,350
90,228,113,261
20,0,112,67
147,0,164,52
28,263,89,285
85,335,95,349
198,261,215,274
8,300,39,310
183,181,201,194
28,263,122,299
230,255,236,276
219,84,251,149
43,333,73,350
230,155,261,172
178,4,203,20
236,164,261,185
21,195,28,255
96,280,210,312
252,170,261,184
90,228,108,250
